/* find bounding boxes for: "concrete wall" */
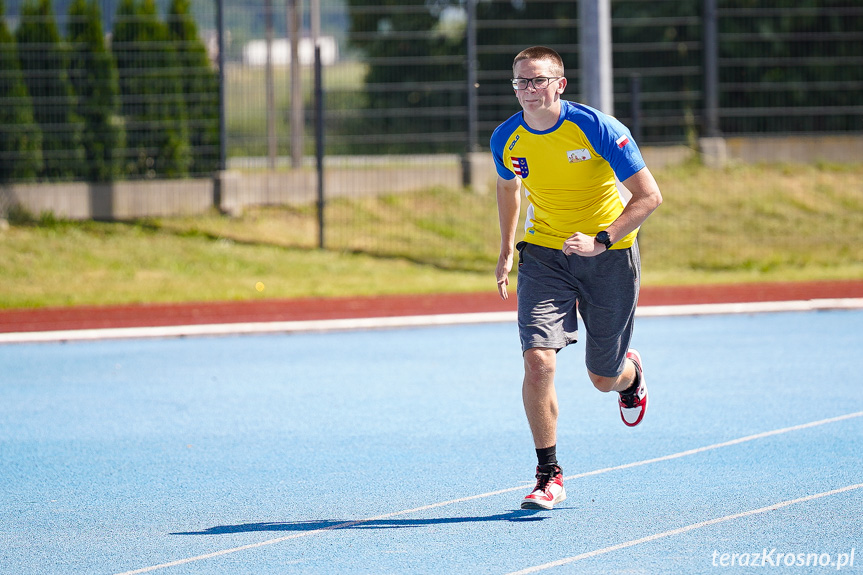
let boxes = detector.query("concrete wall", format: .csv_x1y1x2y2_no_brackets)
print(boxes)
0,179,212,221
1,136,859,221
218,157,468,216
724,134,863,164
1,157,476,221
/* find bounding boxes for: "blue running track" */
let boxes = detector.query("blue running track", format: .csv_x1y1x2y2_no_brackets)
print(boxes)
1,309,861,574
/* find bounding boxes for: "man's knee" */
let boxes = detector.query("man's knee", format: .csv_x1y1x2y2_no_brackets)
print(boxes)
589,371,618,393
524,348,556,385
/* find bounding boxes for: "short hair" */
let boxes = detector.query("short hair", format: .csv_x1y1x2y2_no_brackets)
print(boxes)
513,46,565,77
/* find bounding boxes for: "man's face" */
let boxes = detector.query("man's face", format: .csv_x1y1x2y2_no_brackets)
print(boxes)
513,58,566,116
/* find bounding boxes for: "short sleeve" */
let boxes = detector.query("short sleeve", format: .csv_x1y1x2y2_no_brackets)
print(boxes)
490,116,519,180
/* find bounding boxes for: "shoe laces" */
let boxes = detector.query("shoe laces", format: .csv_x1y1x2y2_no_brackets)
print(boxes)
619,385,641,407
533,465,560,490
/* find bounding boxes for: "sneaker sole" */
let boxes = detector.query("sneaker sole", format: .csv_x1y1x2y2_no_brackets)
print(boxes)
520,488,567,510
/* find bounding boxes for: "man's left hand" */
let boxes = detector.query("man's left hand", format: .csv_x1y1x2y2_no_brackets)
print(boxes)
562,232,605,257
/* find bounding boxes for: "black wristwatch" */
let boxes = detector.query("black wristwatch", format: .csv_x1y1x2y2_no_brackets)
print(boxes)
595,230,613,250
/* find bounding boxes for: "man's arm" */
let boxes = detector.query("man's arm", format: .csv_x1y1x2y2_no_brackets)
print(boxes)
605,166,663,244
562,166,662,257
496,175,521,300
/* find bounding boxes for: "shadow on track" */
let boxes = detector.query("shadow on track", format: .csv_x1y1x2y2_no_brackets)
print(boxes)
172,509,547,535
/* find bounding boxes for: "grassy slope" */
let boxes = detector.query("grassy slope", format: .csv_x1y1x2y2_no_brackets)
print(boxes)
1,163,861,309
641,162,863,285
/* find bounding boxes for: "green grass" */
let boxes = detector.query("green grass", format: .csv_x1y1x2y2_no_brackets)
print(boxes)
1,162,862,309
640,161,863,285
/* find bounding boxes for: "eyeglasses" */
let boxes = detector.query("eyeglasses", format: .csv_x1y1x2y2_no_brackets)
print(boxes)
511,77,561,90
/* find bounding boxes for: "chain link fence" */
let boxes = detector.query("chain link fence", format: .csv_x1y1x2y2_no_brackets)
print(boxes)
716,2,863,135
1,0,862,257
2,0,862,183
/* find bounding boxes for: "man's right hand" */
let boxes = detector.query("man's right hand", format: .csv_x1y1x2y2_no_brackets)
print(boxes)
496,252,513,300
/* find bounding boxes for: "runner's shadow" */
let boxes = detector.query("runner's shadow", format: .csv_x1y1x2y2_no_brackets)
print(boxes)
172,509,546,535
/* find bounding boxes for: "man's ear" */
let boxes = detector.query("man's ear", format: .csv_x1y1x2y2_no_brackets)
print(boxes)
557,77,567,94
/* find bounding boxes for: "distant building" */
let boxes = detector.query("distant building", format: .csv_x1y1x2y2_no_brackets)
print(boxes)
243,37,338,67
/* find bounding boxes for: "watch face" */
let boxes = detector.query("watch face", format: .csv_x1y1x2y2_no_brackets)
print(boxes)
597,231,609,244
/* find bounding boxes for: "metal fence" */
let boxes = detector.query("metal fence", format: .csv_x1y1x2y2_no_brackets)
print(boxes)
715,2,863,135
326,0,863,156
1,0,862,186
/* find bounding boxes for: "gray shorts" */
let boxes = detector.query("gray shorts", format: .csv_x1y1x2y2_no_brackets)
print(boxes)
516,240,641,378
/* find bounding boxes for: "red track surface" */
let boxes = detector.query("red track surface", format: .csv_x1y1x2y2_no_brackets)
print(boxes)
1,280,862,334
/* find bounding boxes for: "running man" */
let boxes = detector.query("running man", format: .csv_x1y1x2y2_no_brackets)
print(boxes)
491,46,663,510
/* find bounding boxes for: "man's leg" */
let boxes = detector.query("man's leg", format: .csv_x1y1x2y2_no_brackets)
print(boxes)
588,361,636,394
515,242,575,509
523,347,558,449
576,244,646,426
589,351,648,427
521,347,567,510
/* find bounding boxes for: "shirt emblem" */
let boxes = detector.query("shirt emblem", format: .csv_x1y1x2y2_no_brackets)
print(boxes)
616,134,630,149
511,157,529,178
567,149,591,163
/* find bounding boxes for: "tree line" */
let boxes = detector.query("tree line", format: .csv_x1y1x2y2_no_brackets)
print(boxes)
0,0,219,184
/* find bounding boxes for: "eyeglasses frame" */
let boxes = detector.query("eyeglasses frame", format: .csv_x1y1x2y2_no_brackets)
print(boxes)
510,76,563,91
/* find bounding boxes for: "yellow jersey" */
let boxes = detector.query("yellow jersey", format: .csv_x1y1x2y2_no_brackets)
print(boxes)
491,100,645,250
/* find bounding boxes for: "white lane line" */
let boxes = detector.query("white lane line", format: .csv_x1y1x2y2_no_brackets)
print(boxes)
505,482,863,575
636,298,863,317
0,312,516,344
4,298,863,344
113,411,863,575
560,410,863,483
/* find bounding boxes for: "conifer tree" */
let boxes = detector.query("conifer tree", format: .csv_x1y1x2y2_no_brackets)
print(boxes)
16,0,86,180
113,0,190,178
67,0,125,181
0,0,43,182
168,0,220,176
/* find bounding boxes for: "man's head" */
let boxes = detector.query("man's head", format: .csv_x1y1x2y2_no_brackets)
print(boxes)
512,46,564,78
511,46,567,125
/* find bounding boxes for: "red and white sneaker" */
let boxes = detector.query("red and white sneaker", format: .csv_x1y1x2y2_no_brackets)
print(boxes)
618,349,648,427
521,465,566,510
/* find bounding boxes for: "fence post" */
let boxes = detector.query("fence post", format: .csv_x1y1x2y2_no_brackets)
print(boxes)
701,0,727,166
579,0,614,114
703,0,719,137
466,0,478,154
462,0,479,189
214,0,227,211
216,0,226,173
630,73,642,143
287,0,303,170
265,0,276,170
312,0,324,249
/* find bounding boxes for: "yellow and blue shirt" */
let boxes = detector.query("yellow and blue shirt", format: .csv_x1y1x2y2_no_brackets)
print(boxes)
490,100,646,250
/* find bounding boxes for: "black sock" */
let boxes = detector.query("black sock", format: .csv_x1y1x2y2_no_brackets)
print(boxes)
622,360,641,394
535,445,558,467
